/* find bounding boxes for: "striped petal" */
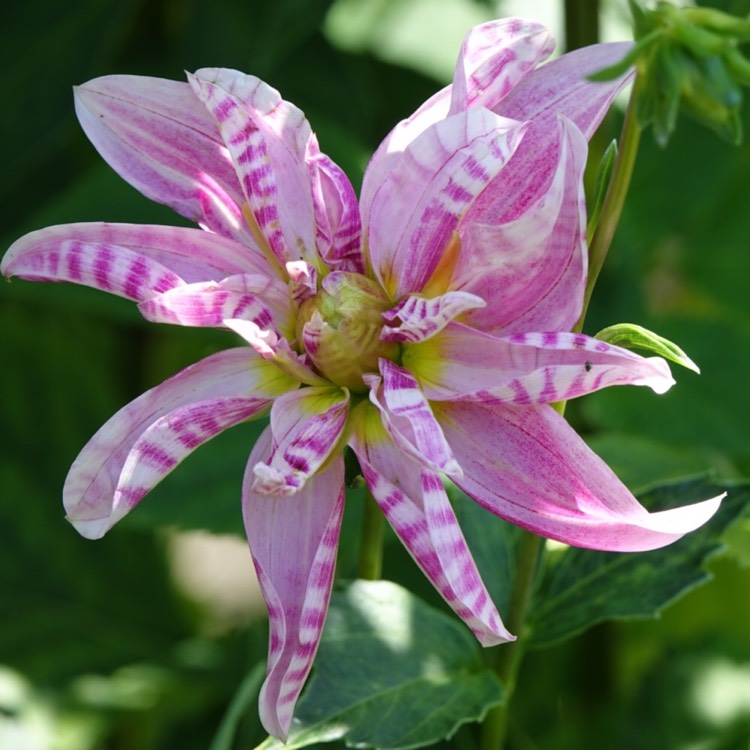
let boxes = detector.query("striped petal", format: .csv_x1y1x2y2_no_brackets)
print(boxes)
138,274,286,331
65,348,297,539
244,428,344,741
366,360,461,478
365,107,528,298
1,222,278,297
75,76,251,244
405,324,675,403
252,387,350,496
381,290,485,344
189,69,317,267
350,407,513,646
436,401,723,552
308,152,364,273
453,115,588,334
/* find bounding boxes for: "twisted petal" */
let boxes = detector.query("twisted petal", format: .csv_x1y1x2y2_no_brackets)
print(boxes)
1,222,277,297
65,349,297,539
252,387,349,495
381,289,485,344
454,115,588,333
366,361,461,478
308,152,364,273
350,407,513,646
75,76,251,244
189,68,317,267
244,428,344,741
436,401,723,552
365,107,528,298
405,324,675,403
362,19,553,203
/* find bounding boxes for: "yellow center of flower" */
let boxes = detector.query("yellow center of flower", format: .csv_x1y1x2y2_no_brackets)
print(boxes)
296,272,399,391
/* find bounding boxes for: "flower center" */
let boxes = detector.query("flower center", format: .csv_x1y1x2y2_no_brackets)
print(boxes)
296,271,399,391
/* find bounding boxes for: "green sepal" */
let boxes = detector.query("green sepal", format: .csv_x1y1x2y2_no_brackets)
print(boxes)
595,322,699,373
586,139,618,244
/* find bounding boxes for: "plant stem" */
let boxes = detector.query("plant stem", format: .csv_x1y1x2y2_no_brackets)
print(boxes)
480,531,544,750
564,0,600,52
576,74,643,332
358,488,384,580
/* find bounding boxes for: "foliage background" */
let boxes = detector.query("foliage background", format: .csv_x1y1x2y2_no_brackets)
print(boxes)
2,0,750,748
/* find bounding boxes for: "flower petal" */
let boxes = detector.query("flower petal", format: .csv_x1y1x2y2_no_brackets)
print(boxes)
65,348,297,539
365,107,528,298
75,76,250,243
244,427,344,741
1,222,278,298
350,407,513,646
308,152,364,273
366,361,461,478
453,114,589,333
380,290,485,344
189,68,317,268
252,387,350,495
405,324,675,402
436,401,723,552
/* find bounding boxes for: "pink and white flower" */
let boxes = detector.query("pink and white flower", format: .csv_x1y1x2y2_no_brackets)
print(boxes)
2,18,722,740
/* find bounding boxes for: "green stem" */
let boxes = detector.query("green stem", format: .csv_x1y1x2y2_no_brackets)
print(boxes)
576,74,643,332
358,488,385,580
564,0,600,52
480,531,544,750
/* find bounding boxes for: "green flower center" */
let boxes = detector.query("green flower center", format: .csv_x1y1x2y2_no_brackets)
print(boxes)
296,272,399,391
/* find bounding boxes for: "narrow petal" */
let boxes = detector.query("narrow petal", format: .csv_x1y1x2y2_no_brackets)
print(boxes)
139,275,282,330
449,18,555,114
405,323,675,403
380,290,485,344
366,361,461,478
252,387,349,495
453,115,589,333
65,349,297,539
366,108,528,298
350,407,513,646
189,69,317,267
244,428,344,740
1,222,277,296
75,76,251,243
308,152,364,273
436,401,723,552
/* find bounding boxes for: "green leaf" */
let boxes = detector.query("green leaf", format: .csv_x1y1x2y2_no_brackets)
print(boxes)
586,139,618,245
258,580,503,750
529,478,749,649
594,322,700,372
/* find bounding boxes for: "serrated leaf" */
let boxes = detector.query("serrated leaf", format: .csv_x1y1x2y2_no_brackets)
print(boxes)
595,322,700,372
258,580,503,750
529,478,749,649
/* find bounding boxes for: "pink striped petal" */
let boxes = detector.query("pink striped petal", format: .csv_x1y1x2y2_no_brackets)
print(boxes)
436,401,723,552
225,319,328,386
449,18,555,114
365,360,461,478
308,152,364,273
189,69,317,267
138,277,276,329
244,428,344,741
365,108,528,298
1,222,278,296
252,387,350,496
65,348,297,539
381,290,485,344
362,19,553,209
75,76,251,244
405,323,675,403
453,115,588,333
350,411,512,646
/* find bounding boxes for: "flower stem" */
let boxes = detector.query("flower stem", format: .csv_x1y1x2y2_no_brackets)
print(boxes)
480,531,544,750
358,488,384,580
575,74,643,332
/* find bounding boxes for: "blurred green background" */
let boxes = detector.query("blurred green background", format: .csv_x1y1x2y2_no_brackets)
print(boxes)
2,0,750,748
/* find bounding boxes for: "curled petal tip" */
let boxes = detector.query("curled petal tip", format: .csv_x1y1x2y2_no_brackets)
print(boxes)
252,462,302,496
65,514,113,540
